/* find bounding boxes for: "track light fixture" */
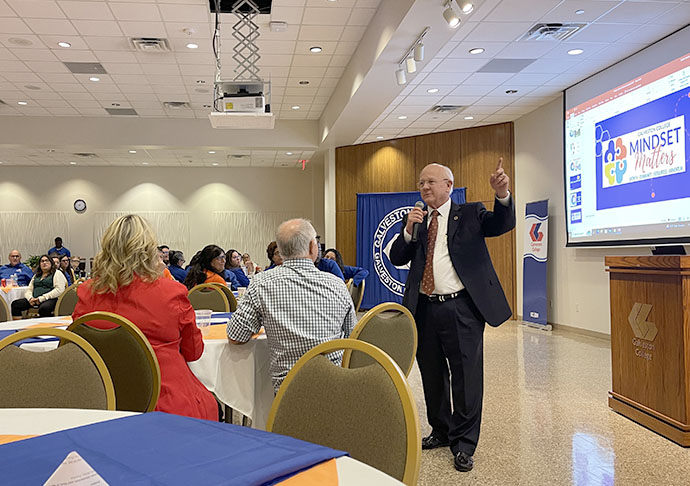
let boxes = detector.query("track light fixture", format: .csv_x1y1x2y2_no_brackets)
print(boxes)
443,5,460,28
443,0,475,28
396,66,407,85
457,0,474,14
395,26,429,84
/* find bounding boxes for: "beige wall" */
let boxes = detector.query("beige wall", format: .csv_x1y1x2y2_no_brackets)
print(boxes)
0,165,324,267
514,96,642,335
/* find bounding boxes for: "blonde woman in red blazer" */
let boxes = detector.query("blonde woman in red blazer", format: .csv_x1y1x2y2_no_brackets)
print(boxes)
73,214,217,421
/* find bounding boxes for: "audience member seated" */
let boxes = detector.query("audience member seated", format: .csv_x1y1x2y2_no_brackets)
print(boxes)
70,256,85,279
168,250,188,284
72,214,217,421
158,245,170,265
50,253,60,269
314,236,344,280
11,254,67,319
227,219,357,392
59,255,75,286
0,250,33,286
183,245,227,290
324,248,370,286
223,266,240,290
242,252,260,275
265,241,283,270
225,249,250,287
48,236,71,257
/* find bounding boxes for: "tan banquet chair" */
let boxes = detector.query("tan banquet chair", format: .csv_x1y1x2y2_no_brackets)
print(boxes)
267,339,421,486
343,302,417,377
208,282,238,312
64,311,161,412
188,283,230,312
0,328,115,410
54,282,79,316
349,279,365,312
0,297,10,322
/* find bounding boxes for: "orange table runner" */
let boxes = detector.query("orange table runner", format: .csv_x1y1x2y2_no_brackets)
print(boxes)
204,324,264,340
277,458,338,486
0,434,36,445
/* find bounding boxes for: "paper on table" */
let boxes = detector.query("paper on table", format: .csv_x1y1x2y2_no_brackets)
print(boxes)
43,451,109,486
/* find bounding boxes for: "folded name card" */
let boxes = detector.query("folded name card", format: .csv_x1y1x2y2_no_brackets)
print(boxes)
43,451,109,486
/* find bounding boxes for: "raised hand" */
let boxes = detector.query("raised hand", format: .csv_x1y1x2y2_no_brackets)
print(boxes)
489,157,510,199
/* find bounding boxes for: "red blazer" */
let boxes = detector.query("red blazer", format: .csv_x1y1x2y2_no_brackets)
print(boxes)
73,276,217,421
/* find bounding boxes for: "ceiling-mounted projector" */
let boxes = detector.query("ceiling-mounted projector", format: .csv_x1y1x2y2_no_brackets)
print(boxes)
209,80,275,129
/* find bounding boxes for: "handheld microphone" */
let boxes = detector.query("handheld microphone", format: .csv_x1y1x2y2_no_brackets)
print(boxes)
411,201,425,243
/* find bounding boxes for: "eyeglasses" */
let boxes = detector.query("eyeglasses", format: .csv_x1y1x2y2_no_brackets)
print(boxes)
418,178,450,189
214,255,226,261
9,255,20,258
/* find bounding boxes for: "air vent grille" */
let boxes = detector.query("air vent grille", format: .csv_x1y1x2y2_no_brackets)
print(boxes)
519,23,587,42
73,153,98,158
130,37,171,52
429,105,465,114
163,101,191,110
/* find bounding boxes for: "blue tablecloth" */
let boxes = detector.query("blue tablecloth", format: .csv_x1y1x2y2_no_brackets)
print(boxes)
212,312,233,320
0,412,346,485
0,329,60,344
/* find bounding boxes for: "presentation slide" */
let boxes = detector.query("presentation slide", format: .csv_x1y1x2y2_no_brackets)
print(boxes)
564,50,690,246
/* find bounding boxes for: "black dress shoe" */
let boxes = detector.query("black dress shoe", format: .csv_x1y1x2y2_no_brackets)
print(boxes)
421,434,449,449
454,451,474,472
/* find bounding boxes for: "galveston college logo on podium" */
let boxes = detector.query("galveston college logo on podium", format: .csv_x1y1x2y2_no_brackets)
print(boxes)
372,206,412,296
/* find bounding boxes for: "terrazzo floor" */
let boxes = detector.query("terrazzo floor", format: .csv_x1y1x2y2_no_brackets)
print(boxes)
411,321,690,485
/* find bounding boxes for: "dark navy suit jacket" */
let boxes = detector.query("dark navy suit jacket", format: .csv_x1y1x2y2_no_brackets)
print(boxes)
389,197,515,327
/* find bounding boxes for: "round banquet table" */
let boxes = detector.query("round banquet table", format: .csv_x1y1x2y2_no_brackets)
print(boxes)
0,286,30,309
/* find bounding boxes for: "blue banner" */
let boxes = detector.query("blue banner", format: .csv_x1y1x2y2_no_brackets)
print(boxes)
356,189,466,310
522,200,548,326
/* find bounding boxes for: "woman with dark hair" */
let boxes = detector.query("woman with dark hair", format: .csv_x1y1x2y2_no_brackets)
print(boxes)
11,254,67,319
59,254,75,286
224,249,250,287
324,248,369,286
168,250,188,284
183,245,227,290
265,241,283,270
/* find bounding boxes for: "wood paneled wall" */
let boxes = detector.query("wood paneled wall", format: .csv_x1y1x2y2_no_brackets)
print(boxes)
335,122,516,316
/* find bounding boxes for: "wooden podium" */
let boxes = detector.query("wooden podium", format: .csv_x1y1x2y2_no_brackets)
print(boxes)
606,256,690,446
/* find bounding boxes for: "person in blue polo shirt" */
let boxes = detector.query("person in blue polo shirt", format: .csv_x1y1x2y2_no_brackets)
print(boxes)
48,237,71,258
0,250,33,286
314,236,344,280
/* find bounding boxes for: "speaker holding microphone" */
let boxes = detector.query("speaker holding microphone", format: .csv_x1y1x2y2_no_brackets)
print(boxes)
411,200,425,243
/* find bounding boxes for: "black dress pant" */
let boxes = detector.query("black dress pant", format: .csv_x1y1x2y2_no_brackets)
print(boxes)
415,290,485,456
11,298,58,317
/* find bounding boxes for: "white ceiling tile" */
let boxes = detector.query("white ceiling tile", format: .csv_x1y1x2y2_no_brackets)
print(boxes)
329,55,350,67
465,22,533,42
599,1,676,23
46,106,79,115
334,41,358,56
324,66,345,77
270,6,304,24
298,25,344,40
134,52,177,64
447,41,509,59
340,25,366,41
0,0,14,17
506,72,557,85
142,63,181,75
0,59,29,71
4,72,43,82
542,41,608,59
401,95,443,106
619,23,681,44
439,95,483,105
7,0,65,18
421,72,472,85
0,17,31,34
520,57,580,74
495,41,556,58
53,49,99,63
110,2,161,21
570,23,640,43
27,19,79,35
540,0,621,22
449,21,478,43
348,8,376,25
649,3,690,25
165,22,211,39
38,72,76,83
58,1,115,20
463,72,515,85
484,0,561,22
433,57,492,73
111,73,148,84
259,53,294,66
460,104,502,115
72,20,123,36
158,4,208,23
12,48,57,61
102,63,142,75
118,21,166,38
586,42,646,62
302,8,350,25
292,54,331,66
295,40,337,55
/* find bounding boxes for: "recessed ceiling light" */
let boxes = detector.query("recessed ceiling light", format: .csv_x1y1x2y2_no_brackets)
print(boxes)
17,101,27,105
376,136,384,140
57,41,71,48
286,152,293,155
427,88,439,94
575,9,585,15
505,89,518,94
142,162,149,165
69,161,77,165
291,105,300,110
129,150,137,154
568,48,584,56
212,162,219,166
397,115,408,120
309,46,322,53
186,43,199,49
469,47,485,55
208,150,216,154
89,77,100,82
464,116,474,120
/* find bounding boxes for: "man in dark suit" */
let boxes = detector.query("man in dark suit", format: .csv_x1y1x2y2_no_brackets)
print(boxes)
390,159,515,472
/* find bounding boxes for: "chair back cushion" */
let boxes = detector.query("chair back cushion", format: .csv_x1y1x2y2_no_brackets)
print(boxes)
0,298,10,322
70,324,155,412
55,285,79,316
188,287,228,312
348,312,415,374
270,356,407,481
0,343,108,409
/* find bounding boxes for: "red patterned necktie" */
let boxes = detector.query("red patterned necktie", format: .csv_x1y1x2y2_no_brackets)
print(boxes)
421,210,439,295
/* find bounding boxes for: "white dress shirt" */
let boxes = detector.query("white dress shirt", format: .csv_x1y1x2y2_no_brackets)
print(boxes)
404,193,510,295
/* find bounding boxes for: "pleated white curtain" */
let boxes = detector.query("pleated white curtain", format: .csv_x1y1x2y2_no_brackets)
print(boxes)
212,211,303,268
0,211,70,262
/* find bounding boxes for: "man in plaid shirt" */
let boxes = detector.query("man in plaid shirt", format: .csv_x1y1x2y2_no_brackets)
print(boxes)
227,218,357,392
